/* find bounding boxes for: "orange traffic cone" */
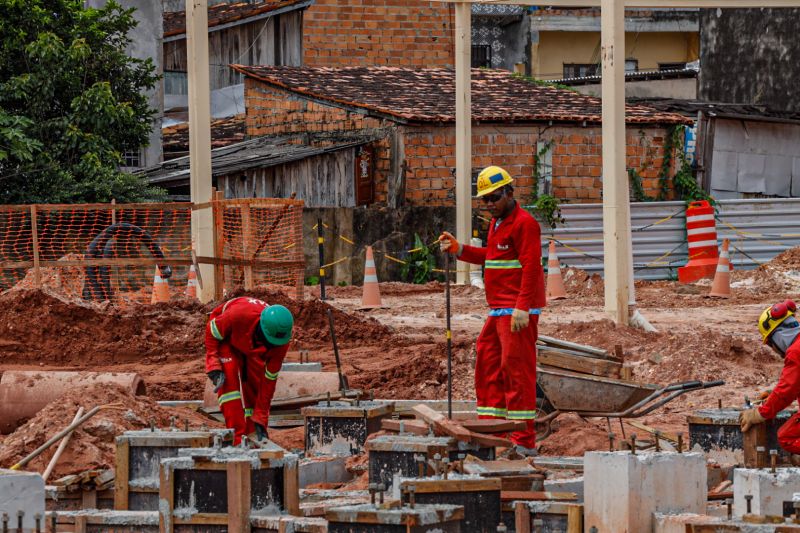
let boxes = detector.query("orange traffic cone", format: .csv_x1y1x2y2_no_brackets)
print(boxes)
709,239,732,298
151,266,170,304
546,241,567,301
360,246,384,310
185,264,199,300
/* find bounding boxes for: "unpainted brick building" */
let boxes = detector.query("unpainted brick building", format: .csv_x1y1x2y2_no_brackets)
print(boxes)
234,65,691,207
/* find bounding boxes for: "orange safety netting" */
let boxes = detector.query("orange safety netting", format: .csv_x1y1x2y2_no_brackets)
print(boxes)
0,198,305,305
213,198,305,301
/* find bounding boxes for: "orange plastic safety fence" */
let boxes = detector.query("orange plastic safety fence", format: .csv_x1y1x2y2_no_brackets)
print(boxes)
214,198,305,300
0,203,193,306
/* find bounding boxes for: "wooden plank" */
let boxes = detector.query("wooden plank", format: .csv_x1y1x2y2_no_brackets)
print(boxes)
625,421,679,444
412,404,472,443
174,513,229,525
74,515,88,533
537,347,622,377
501,491,577,502
381,419,430,436
159,462,175,533
538,335,610,359
284,460,301,516
113,438,130,510
461,419,527,434
500,475,546,492
227,460,251,533
467,430,514,448
743,423,768,468
241,202,254,290
567,504,583,533
81,489,97,509
400,478,501,493
515,501,531,533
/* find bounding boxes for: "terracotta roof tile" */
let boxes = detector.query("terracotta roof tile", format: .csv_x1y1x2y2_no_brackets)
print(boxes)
232,66,692,125
163,114,246,157
164,0,307,38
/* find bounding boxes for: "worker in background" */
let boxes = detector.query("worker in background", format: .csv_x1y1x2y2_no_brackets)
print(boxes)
205,297,294,445
439,166,546,456
741,299,800,456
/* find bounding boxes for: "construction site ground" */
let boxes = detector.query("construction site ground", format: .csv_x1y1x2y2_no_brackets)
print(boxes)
1,245,800,477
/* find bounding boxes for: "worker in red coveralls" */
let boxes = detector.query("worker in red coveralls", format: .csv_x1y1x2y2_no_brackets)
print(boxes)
205,297,294,445
741,299,800,458
439,165,546,456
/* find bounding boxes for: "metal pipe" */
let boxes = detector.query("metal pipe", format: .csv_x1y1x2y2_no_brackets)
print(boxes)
2,513,7,533
326,308,347,393
445,253,453,419
726,498,732,520
16,511,23,533
537,335,608,358
317,217,326,300
50,513,56,533
34,513,41,533
408,485,416,509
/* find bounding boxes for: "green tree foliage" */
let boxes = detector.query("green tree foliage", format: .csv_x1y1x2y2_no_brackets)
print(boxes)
0,0,165,203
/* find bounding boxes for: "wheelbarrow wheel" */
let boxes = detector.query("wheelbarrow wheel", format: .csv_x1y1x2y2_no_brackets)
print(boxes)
534,397,554,441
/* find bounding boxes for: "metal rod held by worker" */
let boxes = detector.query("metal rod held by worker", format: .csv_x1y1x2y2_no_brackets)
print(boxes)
445,252,452,419
326,308,347,392
10,405,107,470
317,216,326,301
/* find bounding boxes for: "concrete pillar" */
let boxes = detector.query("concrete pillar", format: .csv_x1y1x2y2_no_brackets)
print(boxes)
733,467,800,518
654,513,723,533
584,452,707,533
0,469,45,531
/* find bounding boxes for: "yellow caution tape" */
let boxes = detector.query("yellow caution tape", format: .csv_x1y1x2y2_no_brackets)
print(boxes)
383,253,407,265
339,235,355,245
321,256,349,269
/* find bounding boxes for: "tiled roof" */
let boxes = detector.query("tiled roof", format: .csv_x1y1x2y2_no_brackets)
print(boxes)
232,66,691,126
162,115,246,158
164,0,308,38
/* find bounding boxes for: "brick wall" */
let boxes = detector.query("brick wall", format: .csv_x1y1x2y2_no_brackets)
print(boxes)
303,0,455,68
244,79,676,206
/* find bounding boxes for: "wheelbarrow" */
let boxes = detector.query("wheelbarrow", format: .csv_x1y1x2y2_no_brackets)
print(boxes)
534,366,724,440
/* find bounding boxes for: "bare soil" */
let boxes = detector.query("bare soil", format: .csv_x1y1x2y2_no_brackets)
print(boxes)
1,246,799,474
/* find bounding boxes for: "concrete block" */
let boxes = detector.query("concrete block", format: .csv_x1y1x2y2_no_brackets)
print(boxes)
281,362,322,372
584,452,707,533
544,476,584,502
733,467,800,518
0,469,45,531
299,456,351,488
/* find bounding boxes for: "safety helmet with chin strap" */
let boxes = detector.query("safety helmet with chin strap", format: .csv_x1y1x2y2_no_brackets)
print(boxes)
758,299,797,344
260,304,294,346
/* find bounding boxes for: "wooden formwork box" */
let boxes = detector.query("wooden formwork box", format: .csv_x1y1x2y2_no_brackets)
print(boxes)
250,515,328,533
303,401,394,457
159,447,300,533
114,430,231,511
398,477,502,533
325,503,464,533
46,485,114,512
514,501,582,533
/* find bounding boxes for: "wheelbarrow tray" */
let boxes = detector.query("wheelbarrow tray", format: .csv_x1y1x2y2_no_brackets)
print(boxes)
537,366,660,414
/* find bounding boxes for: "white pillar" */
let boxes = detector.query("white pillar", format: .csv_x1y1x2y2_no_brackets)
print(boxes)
454,2,472,285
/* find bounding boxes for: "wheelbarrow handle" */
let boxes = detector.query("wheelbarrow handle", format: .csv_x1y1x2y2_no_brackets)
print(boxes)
702,380,725,388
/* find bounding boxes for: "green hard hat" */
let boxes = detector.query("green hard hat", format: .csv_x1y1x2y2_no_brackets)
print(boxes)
259,304,294,346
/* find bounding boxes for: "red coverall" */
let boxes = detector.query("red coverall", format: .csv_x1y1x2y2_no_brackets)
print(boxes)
205,297,289,444
458,202,546,448
758,335,800,453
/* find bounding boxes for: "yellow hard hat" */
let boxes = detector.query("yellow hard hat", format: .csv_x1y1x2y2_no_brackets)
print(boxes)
476,166,513,197
758,299,797,343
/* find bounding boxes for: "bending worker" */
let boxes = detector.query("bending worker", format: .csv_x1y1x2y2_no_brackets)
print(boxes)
205,297,294,445
741,299,800,455
440,165,546,456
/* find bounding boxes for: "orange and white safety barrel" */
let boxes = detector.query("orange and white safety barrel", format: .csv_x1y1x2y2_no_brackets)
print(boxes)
678,200,719,284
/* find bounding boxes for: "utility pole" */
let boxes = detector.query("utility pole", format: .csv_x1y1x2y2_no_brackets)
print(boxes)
600,0,631,324
186,0,215,302
454,2,472,285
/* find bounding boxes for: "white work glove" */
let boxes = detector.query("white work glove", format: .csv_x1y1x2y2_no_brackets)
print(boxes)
511,309,529,332
740,407,766,433
438,231,462,255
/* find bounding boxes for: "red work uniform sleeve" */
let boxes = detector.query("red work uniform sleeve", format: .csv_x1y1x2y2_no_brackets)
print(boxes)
458,243,487,265
252,344,290,427
204,311,234,373
513,216,544,311
759,343,800,419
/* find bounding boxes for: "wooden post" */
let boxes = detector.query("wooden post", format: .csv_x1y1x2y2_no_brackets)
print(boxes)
743,424,768,468
566,504,583,533
454,1,472,285
30,205,41,288
212,189,225,301
187,0,216,303
113,438,130,510
111,198,116,225
73,515,88,533
241,203,253,290
600,0,631,325
226,460,251,533
284,460,300,516
514,501,531,533
158,462,175,533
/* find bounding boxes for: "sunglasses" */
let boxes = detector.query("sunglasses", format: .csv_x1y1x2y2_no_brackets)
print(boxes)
482,192,504,204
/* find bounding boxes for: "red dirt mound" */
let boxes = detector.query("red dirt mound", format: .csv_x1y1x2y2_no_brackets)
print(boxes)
0,383,221,478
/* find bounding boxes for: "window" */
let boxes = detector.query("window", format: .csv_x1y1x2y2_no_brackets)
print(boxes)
122,148,142,168
659,62,687,71
625,59,639,73
471,45,492,68
562,63,599,79
164,71,188,95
